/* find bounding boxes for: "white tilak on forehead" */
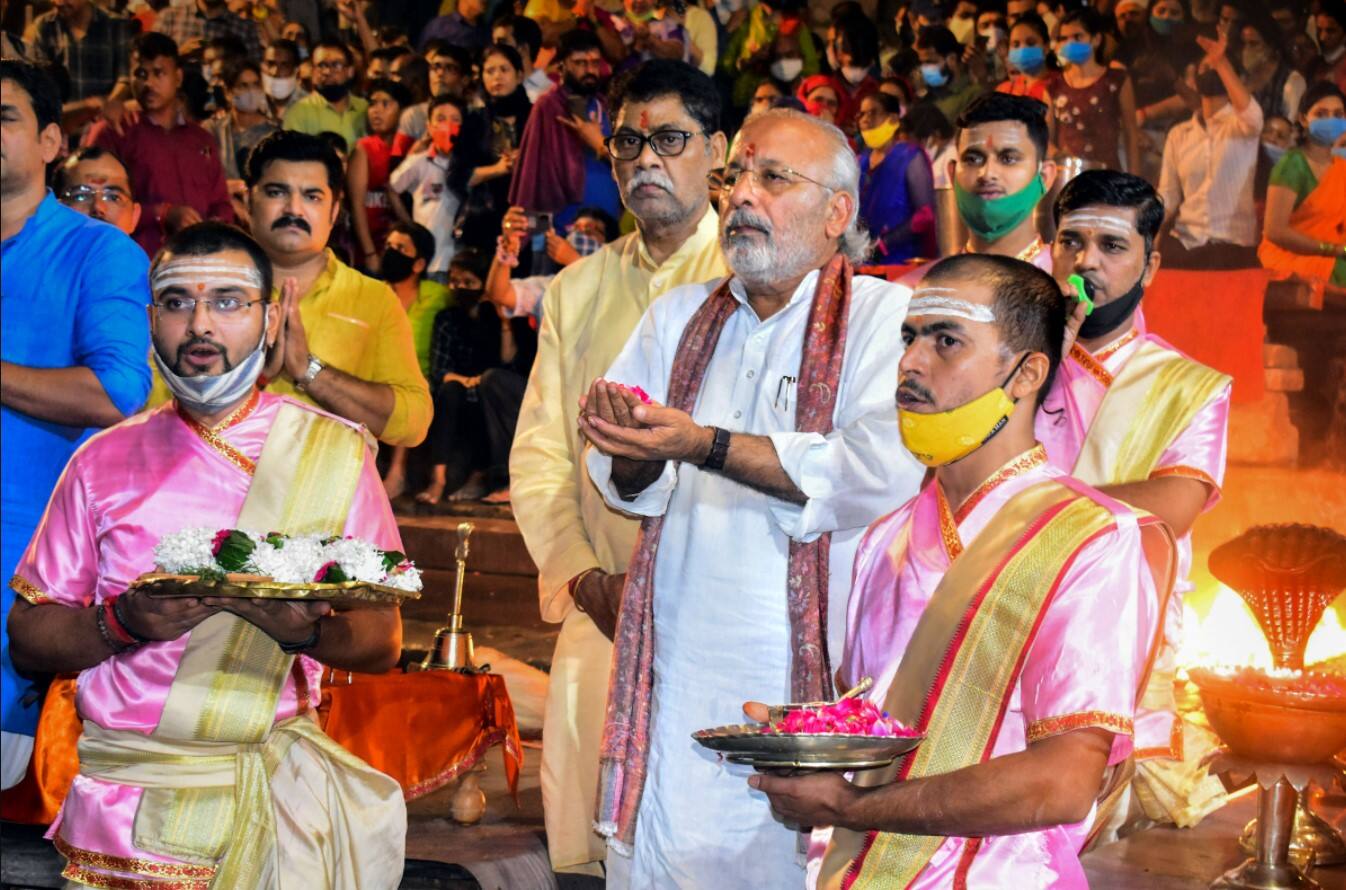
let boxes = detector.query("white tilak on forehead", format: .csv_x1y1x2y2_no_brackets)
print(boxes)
1060,212,1134,237
907,288,997,323
151,260,263,293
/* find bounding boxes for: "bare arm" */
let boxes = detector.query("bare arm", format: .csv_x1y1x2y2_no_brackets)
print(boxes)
1097,475,1211,537
0,363,129,428
299,364,397,438
752,728,1113,835
581,390,806,504
1264,183,1342,255
347,143,377,266
8,593,220,674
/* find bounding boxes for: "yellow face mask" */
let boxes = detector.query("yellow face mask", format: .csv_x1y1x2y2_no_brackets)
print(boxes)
860,119,899,150
898,355,1027,467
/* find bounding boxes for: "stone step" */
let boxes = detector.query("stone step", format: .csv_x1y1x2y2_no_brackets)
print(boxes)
1264,367,1305,392
1262,342,1299,369
396,507,544,632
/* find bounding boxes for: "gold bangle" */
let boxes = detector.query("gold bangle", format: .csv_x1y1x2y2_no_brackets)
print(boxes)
569,567,602,611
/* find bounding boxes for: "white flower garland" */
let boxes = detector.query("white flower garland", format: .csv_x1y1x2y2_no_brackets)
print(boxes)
153,528,423,592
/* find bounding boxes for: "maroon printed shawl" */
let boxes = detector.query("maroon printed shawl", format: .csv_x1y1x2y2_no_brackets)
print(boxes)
595,253,854,849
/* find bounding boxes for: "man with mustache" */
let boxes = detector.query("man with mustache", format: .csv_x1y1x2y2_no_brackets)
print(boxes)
578,107,922,888
86,31,235,256
751,253,1169,890
8,222,407,889
509,28,623,227
244,130,432,448
1038,169,1232,838
508,59,729,880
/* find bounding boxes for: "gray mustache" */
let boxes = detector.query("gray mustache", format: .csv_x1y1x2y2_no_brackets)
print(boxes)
723,208,773,237
625,170,675,193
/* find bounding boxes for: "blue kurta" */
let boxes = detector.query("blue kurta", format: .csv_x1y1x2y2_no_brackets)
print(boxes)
1,193,151,749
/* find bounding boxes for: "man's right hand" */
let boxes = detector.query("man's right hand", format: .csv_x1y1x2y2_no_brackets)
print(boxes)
573,569,625,640
116,588,220,642
101,96,142,136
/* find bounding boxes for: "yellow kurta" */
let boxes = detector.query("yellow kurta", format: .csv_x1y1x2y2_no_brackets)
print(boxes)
149,251,433,448
509,205,726,874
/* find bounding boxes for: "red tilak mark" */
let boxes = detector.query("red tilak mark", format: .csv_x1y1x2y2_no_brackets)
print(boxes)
744,143,757,161
639,110,650,130
197,282,206,291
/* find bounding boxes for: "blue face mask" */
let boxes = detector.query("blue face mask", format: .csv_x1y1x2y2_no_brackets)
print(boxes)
1307,116,1346,146
921,63,950,88
1058,40,1094,65
1261,141,1287,163
1007,45,1045,74
1149,15,1179,36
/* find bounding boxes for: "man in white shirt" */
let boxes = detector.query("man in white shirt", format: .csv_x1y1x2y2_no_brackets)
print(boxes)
580,108,924,889
1157,30,1263,269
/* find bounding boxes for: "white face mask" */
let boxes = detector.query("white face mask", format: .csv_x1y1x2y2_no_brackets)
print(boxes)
232,87,268,113
262,73,297,100
771,56,804,82
841,64,869,84
153,312,270,414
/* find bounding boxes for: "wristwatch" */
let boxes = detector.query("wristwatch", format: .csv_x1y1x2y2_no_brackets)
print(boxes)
700,426,732,471
296,353,326,391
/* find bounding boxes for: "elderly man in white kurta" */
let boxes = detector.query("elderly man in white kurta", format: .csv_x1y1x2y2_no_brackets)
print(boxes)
579,109,924,889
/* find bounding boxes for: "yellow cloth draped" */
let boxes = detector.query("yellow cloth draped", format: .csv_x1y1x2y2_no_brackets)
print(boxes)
1073,339,1231,486
820,481,1118,889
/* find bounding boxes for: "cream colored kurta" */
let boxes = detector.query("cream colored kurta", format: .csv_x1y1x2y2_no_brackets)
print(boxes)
509,205,726,875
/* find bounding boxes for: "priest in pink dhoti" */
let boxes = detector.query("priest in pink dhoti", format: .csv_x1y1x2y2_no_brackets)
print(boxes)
6,223,407,890
899,93,1057,288
749,254,1175,889
1037,169,1232,837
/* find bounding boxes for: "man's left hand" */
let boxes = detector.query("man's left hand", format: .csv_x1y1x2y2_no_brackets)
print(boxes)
262,277,296,382
580,402,712,463
277,277,312,382
1061,293,1088,356
748,771,861,830
201,596,331,647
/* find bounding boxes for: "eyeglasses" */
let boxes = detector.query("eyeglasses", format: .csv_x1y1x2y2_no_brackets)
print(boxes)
313,59,348,72
604,129,704,161
153,296,265,318
709,164,835,195
62,185,130,207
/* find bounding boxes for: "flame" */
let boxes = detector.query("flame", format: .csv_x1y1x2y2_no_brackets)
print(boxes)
1179,584,1346,670
1306,607,1346,667
1179,584,1273,670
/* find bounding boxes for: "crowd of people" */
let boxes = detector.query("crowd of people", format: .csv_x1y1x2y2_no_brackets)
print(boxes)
1,0,1345,888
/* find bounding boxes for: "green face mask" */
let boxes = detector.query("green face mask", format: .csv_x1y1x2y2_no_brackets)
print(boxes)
954,172,1046,243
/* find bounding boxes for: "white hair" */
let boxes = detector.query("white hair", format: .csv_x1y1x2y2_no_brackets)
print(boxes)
737,108,873,264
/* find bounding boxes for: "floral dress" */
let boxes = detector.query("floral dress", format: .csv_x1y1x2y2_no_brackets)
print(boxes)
1049,67,1127,167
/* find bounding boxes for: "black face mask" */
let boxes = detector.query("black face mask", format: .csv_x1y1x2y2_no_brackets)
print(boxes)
1195,69,1225,97
380,249,418,283
316,81,351,102
1078,268,1145,340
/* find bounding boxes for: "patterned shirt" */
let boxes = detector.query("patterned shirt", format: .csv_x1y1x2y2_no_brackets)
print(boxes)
152,5,263,59
31,7,140,101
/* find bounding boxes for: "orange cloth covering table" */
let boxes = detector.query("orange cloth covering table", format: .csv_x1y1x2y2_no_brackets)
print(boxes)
0,670,523,825
1140,267,1267,404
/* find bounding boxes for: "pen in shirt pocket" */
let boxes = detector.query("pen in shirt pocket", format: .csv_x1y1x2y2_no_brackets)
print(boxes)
774,375,796,411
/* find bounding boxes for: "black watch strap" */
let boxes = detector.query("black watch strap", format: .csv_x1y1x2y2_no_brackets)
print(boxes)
700,426,732,471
